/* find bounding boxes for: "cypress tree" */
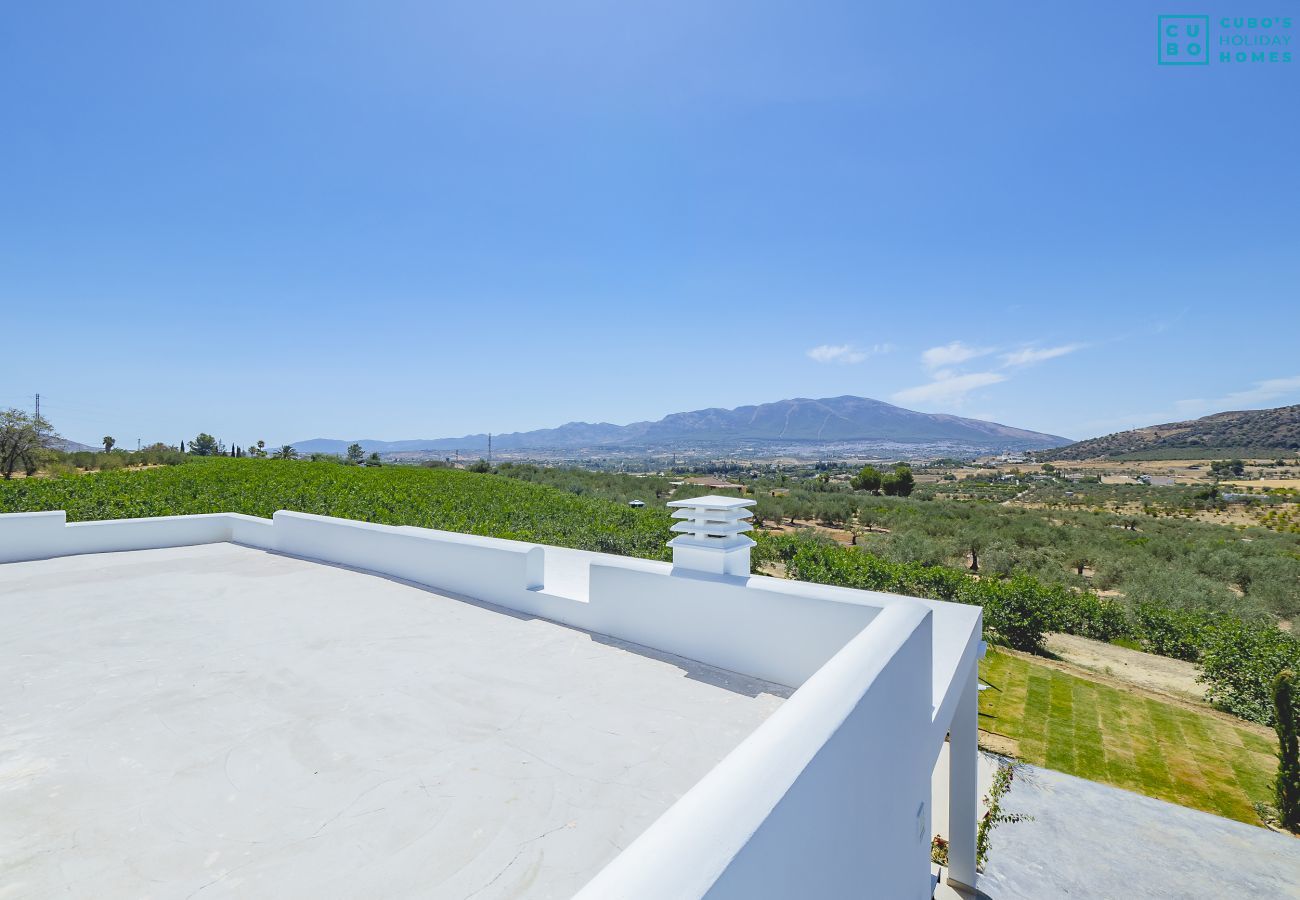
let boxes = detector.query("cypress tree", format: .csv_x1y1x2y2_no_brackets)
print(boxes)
1276,670,1300,832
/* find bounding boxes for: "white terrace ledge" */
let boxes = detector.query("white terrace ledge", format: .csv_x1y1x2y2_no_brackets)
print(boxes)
0,506,983,899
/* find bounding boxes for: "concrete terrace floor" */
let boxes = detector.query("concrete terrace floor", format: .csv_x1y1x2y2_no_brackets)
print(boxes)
0,543,788,899
967,754,1300,900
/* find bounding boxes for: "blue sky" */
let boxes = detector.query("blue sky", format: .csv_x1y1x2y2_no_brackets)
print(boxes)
2,2,1297,446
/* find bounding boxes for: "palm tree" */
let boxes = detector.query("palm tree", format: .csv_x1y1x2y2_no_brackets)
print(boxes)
275,445,298,460
102,436,115,453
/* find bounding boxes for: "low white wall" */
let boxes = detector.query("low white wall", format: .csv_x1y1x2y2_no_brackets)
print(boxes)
229,513,278,550
273,511,543,598
573,602,936,900
0,511,67,564
586,565,880,689
62,515,233,556
0,511,239,562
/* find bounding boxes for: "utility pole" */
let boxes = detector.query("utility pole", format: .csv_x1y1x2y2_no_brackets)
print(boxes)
34,393,40,419
487,433,492,467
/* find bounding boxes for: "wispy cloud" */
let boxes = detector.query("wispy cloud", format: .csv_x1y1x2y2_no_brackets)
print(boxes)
1216,375,1300,408
807,343,892,365
1077,374,1300,435
1001,344,1083,368
1173,376,1300,419
896,338,1081,410
921,341,993,370
892,371,1007,406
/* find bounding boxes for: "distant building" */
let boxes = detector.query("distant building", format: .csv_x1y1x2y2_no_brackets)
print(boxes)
672,477,746,493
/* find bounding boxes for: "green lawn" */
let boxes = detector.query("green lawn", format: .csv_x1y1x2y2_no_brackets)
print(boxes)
978,649,1277,825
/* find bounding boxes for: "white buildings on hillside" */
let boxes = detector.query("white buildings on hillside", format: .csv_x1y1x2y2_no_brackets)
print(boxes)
1,498,983,898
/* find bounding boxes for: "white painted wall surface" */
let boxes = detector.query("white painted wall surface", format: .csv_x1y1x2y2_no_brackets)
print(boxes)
272,511,544,596
0,510,67,563
573,603,936,900
586,565,880,689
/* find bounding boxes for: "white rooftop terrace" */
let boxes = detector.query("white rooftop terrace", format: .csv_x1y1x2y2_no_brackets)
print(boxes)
2,543,785,898
0,500,984,899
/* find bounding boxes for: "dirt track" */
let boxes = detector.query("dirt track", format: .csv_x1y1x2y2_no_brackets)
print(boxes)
1044,632,1206,700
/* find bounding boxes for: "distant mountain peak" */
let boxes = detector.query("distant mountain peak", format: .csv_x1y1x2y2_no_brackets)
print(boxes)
292,395,1068,457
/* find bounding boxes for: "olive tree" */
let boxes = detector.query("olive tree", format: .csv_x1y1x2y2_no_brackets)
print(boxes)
851,465,883,493
0,409,58,479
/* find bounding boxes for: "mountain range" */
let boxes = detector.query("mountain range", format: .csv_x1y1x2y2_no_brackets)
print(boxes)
292,395,1069,456
1040,404,1300,460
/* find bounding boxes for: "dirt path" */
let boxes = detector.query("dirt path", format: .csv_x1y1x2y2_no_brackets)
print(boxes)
1044,632,1207,701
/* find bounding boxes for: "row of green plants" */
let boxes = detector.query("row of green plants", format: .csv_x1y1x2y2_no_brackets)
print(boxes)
754,532,1300,726
0,457,675,561
45,445,187,473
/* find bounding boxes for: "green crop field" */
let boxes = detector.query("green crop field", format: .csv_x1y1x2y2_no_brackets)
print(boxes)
979,649,1277,825
0,458,674,560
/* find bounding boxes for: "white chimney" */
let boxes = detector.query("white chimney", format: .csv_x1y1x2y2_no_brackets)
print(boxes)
665,495,756,576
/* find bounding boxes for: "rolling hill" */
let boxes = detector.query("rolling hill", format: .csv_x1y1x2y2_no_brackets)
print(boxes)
293,395,1068,456
1040,404,1300,460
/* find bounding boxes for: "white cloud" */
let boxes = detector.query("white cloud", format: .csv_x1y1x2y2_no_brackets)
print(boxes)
807,343,891,365
896,337,1079,411
1217,375,1300,409
1001,344,1083,368
921,341,993,370
1078,375,1300,434
892,371,1007,406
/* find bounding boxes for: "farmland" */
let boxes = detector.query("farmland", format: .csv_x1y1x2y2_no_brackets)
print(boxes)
0,458,674,560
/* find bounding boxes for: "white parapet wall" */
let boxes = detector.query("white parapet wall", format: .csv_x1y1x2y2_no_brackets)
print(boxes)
273,510,545,598
573,602,935,900
0,510,267,563
0,509,982,898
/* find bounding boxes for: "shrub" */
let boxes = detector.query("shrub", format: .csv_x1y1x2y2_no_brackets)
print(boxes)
1129,602,1206,661
97,454,127,471
1054,591,1129,642
982,575,1056,653
1199,620,1300,724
